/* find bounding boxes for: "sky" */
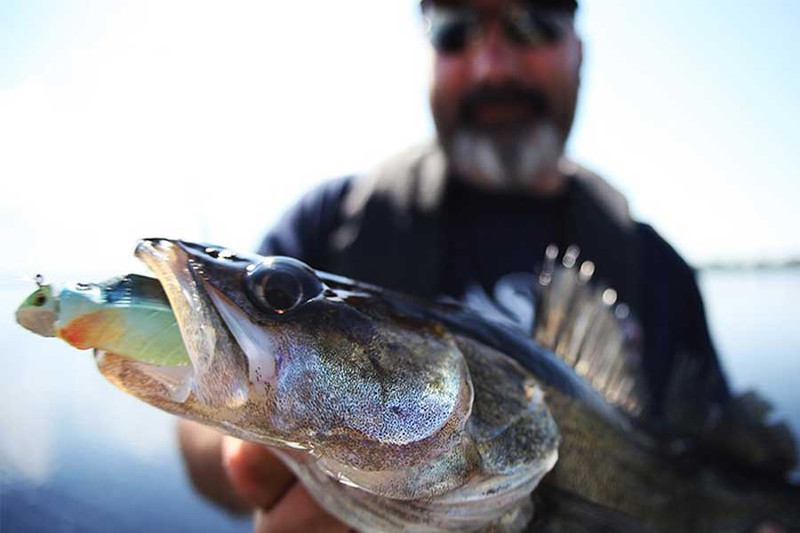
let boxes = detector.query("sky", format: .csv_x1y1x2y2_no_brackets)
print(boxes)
1,0,798,279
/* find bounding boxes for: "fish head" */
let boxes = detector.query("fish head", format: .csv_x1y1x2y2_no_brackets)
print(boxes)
16,284,58,337
103,238,473,470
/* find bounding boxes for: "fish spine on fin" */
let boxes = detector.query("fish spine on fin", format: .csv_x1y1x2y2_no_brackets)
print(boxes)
533,244,648,418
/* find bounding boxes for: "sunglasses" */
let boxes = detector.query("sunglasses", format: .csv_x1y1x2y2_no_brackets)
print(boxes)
422,4,571,55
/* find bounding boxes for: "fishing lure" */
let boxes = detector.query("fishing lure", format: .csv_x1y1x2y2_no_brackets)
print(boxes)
16,274,189,367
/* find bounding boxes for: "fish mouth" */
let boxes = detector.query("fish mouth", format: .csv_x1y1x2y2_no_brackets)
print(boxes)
98,238,251,410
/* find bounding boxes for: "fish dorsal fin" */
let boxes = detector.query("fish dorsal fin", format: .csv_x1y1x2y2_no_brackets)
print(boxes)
533,245,648,417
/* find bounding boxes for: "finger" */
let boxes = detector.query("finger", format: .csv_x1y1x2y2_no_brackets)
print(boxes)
253,482,351,533
176,420,250,513
222,437,296,511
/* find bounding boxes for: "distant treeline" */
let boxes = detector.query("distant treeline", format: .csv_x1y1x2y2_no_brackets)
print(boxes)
699,258,800,271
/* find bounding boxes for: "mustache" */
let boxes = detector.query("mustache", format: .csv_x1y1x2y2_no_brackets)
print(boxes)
458,84,550,125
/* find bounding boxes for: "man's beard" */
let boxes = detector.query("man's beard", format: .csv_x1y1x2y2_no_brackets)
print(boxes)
435,83,571,191
447,121,564,191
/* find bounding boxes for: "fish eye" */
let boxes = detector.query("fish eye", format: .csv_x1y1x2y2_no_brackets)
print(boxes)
260,271,301,313
34,293,47,306
245,258,323,315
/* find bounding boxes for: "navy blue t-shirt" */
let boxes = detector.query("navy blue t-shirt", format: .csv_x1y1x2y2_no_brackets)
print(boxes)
438,175,569,301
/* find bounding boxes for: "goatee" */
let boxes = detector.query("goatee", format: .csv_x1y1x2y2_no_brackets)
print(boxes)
448,121,564,191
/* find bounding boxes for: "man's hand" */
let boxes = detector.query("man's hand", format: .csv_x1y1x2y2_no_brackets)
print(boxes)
178,420,350,532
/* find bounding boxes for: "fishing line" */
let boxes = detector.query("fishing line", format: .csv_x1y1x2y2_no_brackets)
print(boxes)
0,274,44,288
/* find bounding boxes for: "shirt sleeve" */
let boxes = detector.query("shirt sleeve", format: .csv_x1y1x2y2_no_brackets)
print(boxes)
257,176,353,268
638,223,731,420
675,257,732,403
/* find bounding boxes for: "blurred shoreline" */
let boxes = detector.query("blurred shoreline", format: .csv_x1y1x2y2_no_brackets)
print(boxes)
699,258,800,272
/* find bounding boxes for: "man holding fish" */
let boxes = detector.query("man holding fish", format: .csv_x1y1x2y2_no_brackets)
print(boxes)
173,0,790,530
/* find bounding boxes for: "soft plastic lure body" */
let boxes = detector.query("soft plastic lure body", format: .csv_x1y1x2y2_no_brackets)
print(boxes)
16,274,189,367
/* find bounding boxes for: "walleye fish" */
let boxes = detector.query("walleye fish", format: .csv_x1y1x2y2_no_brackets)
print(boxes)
15,239,800,532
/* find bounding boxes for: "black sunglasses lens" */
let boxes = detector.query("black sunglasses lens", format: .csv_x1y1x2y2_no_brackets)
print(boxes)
433,21,471,53
504,9,565,47
427,9,475,54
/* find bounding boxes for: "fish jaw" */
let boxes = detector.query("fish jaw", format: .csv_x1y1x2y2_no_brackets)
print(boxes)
203,282,278,396
95,350,194,404
131,238,251,410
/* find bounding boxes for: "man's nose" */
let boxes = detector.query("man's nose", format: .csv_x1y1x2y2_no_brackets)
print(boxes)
469,22,521,85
